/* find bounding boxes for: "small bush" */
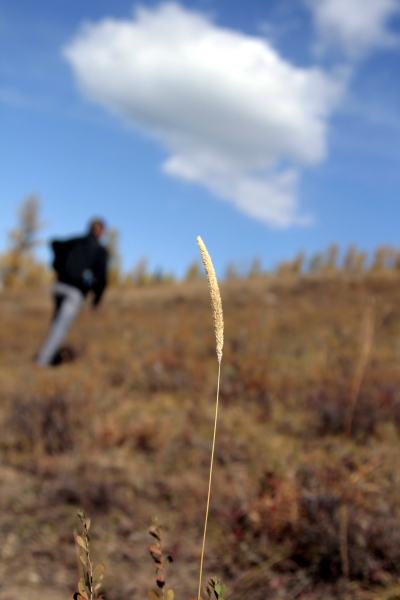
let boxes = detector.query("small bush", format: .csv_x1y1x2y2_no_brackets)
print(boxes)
10,394,73,455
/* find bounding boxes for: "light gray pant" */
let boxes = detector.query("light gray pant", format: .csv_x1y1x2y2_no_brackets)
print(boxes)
37,282,84,367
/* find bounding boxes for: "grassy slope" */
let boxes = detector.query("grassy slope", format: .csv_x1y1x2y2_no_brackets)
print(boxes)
1,274,400,599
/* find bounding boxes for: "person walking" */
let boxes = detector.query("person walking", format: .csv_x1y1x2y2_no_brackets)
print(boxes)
36,218,108,367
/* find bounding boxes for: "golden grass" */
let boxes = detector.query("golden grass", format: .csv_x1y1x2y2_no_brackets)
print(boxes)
196,236,224,600
196,237,224,364
2,274,400,598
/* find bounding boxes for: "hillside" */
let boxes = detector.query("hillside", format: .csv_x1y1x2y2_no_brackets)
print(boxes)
1,273,400,600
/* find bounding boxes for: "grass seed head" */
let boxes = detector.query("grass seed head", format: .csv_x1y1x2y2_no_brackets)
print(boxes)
197,236,224,363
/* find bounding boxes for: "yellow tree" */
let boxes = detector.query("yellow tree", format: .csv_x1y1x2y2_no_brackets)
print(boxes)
0,194,48,288
106,228,122,286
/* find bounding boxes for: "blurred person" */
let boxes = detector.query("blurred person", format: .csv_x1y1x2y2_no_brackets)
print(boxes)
36,218,108,367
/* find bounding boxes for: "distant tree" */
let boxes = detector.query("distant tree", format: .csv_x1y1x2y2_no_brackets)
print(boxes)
370,246,394,272
276,261,291,276
292,251,305,275
248,257,263,278
325,244,339,273
343,244,358,272
0,194,49,288
309,252,324,274
128,257,150,286
276,252,304,276
394,251,400,271
153,268,175,285
355,252,367,273
225,262,239,280
106,228,122,286
126,257,175,286
185,261,204,282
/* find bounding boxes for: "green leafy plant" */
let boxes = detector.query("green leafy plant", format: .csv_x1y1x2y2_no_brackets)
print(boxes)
206,577,226,600
73,509,104,600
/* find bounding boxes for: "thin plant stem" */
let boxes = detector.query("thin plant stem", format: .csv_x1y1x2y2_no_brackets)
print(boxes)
340,504,350,580
198,360,221,600
346,299,374,436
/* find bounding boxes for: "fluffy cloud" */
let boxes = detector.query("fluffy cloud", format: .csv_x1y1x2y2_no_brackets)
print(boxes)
64,2,343,227
309,0,400,58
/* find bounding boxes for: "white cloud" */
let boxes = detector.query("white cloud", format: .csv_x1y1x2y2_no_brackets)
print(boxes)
308,0,400,58
64,2,343,227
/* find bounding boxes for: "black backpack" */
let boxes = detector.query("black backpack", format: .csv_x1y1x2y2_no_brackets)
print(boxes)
52,235,98,290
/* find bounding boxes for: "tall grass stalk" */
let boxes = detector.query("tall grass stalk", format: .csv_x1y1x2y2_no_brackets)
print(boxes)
346,298,375,436
196,236,224,600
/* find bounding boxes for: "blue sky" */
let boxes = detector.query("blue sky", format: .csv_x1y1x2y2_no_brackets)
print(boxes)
1,0,400,277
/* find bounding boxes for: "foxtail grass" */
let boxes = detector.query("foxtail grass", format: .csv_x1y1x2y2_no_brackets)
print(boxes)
196,236,224,600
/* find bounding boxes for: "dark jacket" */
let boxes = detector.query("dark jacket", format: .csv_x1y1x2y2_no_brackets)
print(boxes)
52,233,108,306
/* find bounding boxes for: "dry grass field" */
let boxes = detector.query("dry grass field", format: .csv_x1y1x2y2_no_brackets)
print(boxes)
2,273,400,600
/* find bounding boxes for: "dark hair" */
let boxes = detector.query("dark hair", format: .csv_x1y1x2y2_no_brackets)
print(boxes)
89,219,106,234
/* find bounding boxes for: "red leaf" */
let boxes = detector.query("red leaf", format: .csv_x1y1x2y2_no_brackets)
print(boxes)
156,577,165,589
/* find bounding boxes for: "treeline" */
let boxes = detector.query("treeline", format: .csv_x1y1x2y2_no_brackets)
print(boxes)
2,196,400,289
273,244,400,277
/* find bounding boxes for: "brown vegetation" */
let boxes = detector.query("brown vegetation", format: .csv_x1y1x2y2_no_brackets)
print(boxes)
2,272,400,599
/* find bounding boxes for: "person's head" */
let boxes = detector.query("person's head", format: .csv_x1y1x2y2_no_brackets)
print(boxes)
89,218,106,239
